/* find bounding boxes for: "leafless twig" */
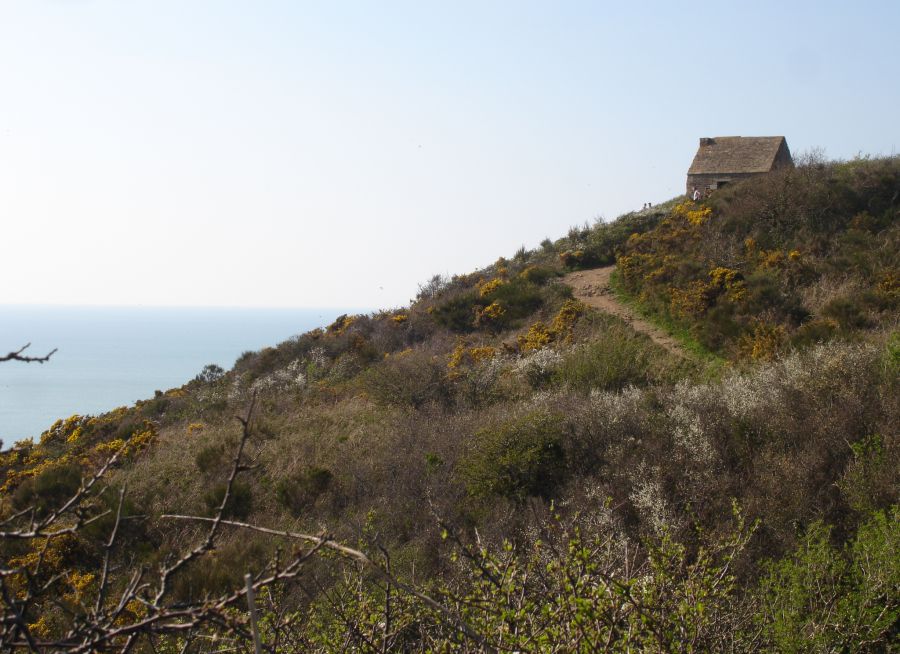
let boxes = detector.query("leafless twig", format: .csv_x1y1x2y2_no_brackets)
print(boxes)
1,344,57,364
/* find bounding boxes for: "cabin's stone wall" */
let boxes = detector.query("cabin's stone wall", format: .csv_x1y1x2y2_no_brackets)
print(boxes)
686,172,757,196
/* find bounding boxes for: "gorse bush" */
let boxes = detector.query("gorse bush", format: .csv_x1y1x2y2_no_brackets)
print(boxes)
428,270,560,334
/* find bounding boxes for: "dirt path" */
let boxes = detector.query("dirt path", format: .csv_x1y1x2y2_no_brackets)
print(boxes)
563,266,687,358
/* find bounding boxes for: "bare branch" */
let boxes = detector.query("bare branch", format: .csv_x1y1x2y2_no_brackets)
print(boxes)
1,343,57,364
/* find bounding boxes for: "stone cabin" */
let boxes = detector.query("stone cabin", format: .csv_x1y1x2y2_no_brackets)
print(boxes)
686,136,793,195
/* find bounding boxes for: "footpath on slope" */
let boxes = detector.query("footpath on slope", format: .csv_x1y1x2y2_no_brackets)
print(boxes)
563,266,687,358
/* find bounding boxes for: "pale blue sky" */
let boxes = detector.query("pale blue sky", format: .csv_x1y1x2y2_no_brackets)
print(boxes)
2,1,897,308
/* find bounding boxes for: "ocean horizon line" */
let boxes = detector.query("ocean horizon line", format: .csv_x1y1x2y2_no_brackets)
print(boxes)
0,303,376,312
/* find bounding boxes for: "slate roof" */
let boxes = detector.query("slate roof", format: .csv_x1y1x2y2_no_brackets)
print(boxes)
688,136,787,175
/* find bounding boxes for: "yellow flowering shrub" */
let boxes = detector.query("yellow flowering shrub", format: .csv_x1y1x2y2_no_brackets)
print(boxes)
670,281,713,318
94,438,126,456
478,278,505,298
469,346,497,363
327,314,356,335
687,206,712,226
672,201,712,226
518,300,586,351
517,266,538,282
479,301,506,322
64,570,96,604
115,599,148,626
550,299,585,342
385,348,413,359
448,341,498,370
186,422,205,435
92,424,155,458
877,270,899,299
447,341,467,369
27,616,51,639
617,251,661,288
518,322,553,352
760,249,786,268
709,267,747,302
738,322,786,361
615,157,897,355
7,534,78,597
1,452,72,494
40,415,90,447
391,313,409,324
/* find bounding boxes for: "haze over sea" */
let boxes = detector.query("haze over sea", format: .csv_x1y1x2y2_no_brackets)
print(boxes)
0,306,359,442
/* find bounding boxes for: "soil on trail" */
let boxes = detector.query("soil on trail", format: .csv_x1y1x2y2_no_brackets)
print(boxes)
563,266,687,358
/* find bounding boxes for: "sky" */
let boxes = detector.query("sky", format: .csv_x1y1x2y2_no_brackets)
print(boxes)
1,1,898,309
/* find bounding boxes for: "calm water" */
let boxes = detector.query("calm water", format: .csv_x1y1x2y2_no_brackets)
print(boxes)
0,306,359,443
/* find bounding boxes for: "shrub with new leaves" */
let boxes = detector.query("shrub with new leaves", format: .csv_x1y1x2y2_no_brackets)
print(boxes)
460,410,567,501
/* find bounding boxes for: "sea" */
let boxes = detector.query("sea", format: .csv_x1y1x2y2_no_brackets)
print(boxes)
0,306,361,444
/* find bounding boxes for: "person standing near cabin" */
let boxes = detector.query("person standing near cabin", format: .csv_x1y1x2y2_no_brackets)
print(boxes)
692,187,701,201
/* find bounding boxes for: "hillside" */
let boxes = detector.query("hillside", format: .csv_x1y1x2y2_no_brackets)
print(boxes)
1,156,898,651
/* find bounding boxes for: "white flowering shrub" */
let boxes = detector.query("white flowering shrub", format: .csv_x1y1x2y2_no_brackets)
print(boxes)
514,347,563,388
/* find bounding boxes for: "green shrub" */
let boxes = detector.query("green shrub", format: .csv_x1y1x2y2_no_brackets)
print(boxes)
517,264,556,285
791,318,838,348
203,481,253,519
12,463,83,516
757,509,899,653
483,279,543,321
839,434,896,515
195,441,229,474
276,466,333,516
170,537,269,601
553,325,671,392
460,411,567,501
193,363,225,384
364,349,453,409
885,331,900,379
431,291,478,333
823,297,872,330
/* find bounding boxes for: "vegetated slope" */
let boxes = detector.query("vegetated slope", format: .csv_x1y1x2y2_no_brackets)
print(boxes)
617,156,899,358
1,157,897,651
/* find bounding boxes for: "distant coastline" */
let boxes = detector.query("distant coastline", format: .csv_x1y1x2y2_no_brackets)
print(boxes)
0,305,366,442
